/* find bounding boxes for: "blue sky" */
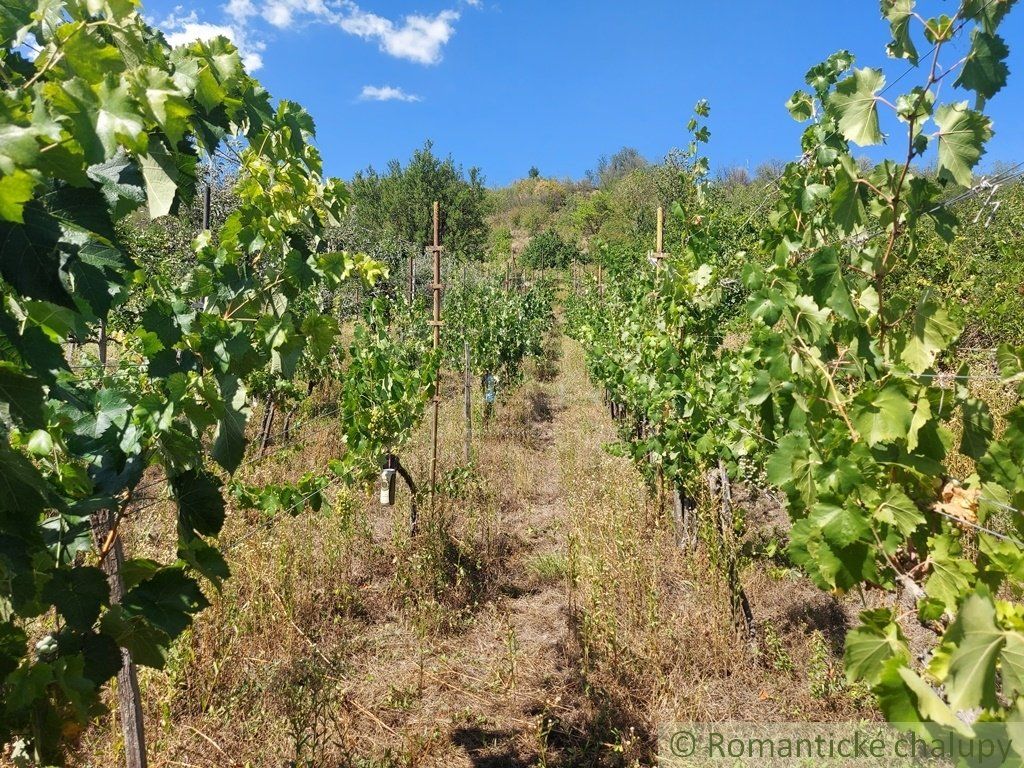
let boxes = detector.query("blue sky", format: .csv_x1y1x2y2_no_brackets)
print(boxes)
149,0,1024,186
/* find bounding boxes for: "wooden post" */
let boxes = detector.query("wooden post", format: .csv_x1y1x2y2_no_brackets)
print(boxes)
408,252,415,304
98,320,108,367
464,341,472,463
656,205,664,253
428,202,442,511
650,206,667,273
198,184,212,316
92,508,147,768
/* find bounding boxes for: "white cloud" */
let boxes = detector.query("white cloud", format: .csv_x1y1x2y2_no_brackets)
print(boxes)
225,0,257,22
158,1,471,74
337,3,459,65
359,85,422,102
261,0,332,28
160,10,266,71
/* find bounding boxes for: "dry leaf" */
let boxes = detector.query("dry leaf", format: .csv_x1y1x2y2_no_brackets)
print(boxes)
931,481,980,525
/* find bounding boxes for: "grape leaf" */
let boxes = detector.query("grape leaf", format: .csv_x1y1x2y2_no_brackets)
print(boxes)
934,102,992,187
211,375,249,473
828,68,886,146
1001,631,1024,699
120,568,209,640
925,534,978,612
876,658,975,737
851,384,913,446
41,567,109,632
171,469,226,538
845,608,909,685
955,30,1010,100
895,295,961,373
786,90,814,121
874,488,925,536
882,0,919,64
945,592,1003,711
139,142,181,219
0,361,46,429
0,170,38,223
961,398,994,460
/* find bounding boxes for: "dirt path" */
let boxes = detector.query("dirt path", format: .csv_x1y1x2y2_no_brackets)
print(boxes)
75,338,620,768
417,358,588,767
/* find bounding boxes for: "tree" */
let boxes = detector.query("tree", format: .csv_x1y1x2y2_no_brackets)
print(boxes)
587,147,648,188
520,230,580,269
528,166,540,179
350,141,490,262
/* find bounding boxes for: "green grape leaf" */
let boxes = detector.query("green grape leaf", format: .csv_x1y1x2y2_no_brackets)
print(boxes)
882,0,919,64
789,294,831,342
56,628,121,688
121,568,209,641
895,296,961,373
0,170,39,223
0,203,73,307
962,0,1017,34
98,605,170,669
0,0,34,42
138,143,182,219
828,68,886,146
955,31,1010,100
67,240,133,318
302,314,340,359
134,67,193,146
945,591,1003,711
1001,631,1024,699
876,658,975,737
95,76,148,158
925,534,977,612
0,621,28,681
58,22,124,82
41,566,109,632
211,375,249,474
807,247,857,321
767,434,820,508
87,152,147,219
178,536,230,588
874,487,926,536
830,162,867,235
961,398,994,460
810,501,871,548
0,361,46,429
851,384,913,446
786,90,815,121
996,344,1024,382
845,608,909,685
978,406,1024,488
934,102,992,187
171,469,226,538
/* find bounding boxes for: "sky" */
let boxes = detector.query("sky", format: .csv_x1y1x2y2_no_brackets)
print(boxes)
146,0,1024,186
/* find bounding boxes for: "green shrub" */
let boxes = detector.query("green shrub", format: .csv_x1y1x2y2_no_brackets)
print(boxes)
521,229,580,269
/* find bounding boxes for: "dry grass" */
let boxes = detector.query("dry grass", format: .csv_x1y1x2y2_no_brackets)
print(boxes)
65,330,876,768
